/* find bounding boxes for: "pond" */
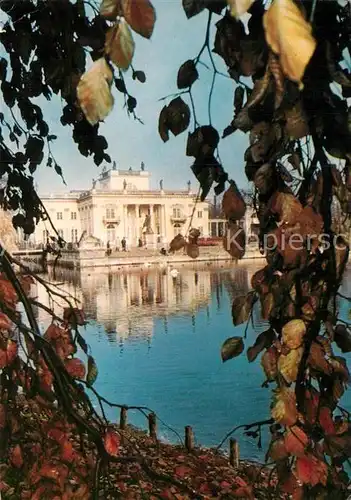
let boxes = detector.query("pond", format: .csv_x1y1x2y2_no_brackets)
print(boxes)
33,261,351,462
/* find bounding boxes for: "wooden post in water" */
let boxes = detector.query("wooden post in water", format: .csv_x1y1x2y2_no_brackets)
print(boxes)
185,426,194,451
229,439,239,468
120,406,127,430
148,412,157,441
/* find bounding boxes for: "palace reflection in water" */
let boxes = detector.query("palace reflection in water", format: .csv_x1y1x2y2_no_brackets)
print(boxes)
34,262,265,345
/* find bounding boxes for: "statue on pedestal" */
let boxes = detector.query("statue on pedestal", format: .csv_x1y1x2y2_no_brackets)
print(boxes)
92,178,96,189
187,180,191,191
143,214,153,234
141,161,145,171
159,179,163,190
123,179,127,190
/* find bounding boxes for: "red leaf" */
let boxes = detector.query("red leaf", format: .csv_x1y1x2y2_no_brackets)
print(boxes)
122,0,156,39
44,323,65,341
9,444,23,468
6,339,18,365
0,404,6,429
47,427,67,444
284,426,309,457
0,312,11,330
0,349,7,369
175,465,192,478
61,441,78,463
39,463,68,490
319,407,336,435
64,358,86,379
295,453,328,486
103,428,120,457
305,388,320,424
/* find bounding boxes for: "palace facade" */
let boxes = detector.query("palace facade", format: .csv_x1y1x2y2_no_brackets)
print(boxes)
31,164,210,248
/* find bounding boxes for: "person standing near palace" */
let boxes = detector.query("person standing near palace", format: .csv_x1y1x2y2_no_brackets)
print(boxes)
121,237,126,252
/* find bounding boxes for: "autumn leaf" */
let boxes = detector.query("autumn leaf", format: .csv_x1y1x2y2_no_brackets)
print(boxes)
186,243,199,259
6,339,18,365
281,319,306,349
271,387,297,426
105,21,135,71
223,223,246,259
269,191,303,225
77,58,114,126
295,453,328,486
305,388,320,424
247,328,275,362
177,60,198,89
319,407,336,436
284,426,308,457
222,181,246,220
308,341,331,376
100,0,121,19
169,234,186,252
232,291,256,326
65,358,86,379
9,444,23,468
122,0,156,39
104,428,120,456
278,347,303,384
227,0,254,18
261,346,278,381
267,437,289,461
263,0,316,84
87,355,98,386
0,312,11,330
221,336,244,362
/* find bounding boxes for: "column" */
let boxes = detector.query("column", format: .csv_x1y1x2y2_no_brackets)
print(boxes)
135,204,140,244
162,204,167,244
149,204,154,230
123,205,128,238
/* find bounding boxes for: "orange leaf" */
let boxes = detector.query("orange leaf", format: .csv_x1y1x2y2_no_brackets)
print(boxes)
104,428,120,456
65,358,86,379
305,388,320,424
122,0,156,39
271,387,297,426
295,453,327,486
175,465,192,478
222,182,246,221
9,444,23,468
105,21,135,71
284,426,308,457
269,191,303,225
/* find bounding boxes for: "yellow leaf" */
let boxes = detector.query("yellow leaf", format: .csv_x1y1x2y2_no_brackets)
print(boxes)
271,387,297,426
100,0,121,19
282,319,306,349
278,347,303,384
263,0,316,83
122,0,156,39
227,0,254,18
77,58,114,126
105,21,135,71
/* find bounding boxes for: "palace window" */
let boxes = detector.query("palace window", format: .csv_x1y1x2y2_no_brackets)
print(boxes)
71,229,78,242
106,207,115,219
58,229,64,238
57,212,63,220
43,230,49,242
198,226,203,235
71,212,77,220
173,208,181,218
197,211,203,218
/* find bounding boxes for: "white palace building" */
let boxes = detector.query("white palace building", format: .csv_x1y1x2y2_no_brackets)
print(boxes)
31,163,210,248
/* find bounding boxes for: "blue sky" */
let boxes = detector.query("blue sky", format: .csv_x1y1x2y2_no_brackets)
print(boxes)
33,1,250,194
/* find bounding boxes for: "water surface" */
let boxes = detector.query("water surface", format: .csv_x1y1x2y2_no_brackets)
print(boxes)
34,261,351,461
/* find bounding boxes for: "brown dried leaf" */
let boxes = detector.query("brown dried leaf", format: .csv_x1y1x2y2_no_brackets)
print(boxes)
284,101,310,139
222,181,246,220
261,346,278,381
223,224,246,259
247,328,275,362
221,336,245,362
269,191,303,225
105,21,135,71
231,291,256,326
268,52,285,109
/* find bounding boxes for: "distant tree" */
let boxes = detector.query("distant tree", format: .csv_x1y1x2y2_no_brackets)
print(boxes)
1,0,351,498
